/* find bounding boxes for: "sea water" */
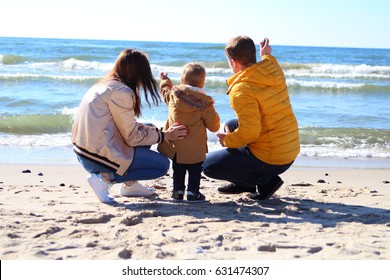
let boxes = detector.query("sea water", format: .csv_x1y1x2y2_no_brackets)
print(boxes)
1,37,389,167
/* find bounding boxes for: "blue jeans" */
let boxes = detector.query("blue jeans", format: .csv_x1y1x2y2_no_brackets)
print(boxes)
77,146,169,183
202,119,293,187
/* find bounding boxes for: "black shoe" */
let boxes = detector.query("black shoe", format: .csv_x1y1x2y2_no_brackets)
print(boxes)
171,190,184,201
248,176,284,200
218,183,256,194
187,191,206,202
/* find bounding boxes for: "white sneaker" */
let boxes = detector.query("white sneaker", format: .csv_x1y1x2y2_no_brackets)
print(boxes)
87,173,113,203
119,181,155,197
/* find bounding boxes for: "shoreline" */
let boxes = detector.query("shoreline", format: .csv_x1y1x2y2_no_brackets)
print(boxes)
1,161,389,260
0,145,389,169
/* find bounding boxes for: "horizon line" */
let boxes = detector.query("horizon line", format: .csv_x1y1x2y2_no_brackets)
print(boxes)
1,35,390,50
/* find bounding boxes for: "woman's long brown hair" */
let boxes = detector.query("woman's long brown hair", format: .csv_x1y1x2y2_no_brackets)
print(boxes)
102,49,159,117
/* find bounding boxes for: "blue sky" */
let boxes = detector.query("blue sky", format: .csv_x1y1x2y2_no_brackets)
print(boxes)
1,0,389,49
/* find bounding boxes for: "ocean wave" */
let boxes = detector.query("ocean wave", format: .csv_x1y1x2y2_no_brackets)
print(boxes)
208,126,390,158
282,63,390,80
4,55,389,79
1,73,388,93
24,59,112,72
0,114,73,134
279,126,390,158
299,126,390,146
0,133,72,147
2,57,390,92
0,57,112,70
298,145,390,158
0,54,29,65
150,63,231,75
60,58,112,71
0,118,388,159
0,73,100,82
1,134,388,158
287,78,365,89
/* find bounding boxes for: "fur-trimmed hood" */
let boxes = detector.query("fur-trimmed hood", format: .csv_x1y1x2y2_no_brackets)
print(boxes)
172,84,214,111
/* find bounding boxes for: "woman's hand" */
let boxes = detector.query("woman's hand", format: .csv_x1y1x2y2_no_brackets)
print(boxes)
164,122,188,141
260,38,272,56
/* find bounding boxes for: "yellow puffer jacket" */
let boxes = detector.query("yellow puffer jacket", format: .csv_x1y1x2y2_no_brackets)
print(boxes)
224,55,300,165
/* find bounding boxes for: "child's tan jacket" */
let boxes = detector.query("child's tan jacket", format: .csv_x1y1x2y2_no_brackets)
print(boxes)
158,78,220,164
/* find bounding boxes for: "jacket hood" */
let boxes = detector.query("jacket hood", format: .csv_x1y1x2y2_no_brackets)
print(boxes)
226,56,281,95
173,85,214,111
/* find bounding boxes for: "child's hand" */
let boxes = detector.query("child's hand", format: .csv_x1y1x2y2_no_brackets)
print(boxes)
260,38,272,56
160,72,169,79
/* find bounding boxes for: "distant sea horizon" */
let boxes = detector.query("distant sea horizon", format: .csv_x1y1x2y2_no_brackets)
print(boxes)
3,35,390,50
1,36,389,168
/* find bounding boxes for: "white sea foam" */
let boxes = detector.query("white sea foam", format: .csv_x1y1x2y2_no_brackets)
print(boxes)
0,133,72,147
284,63,390,79
0,73,100,81
286,78,364,89
1,132,388,159
20,59,112,72
3,58,389,86
299,145,390,158
60,58,112,71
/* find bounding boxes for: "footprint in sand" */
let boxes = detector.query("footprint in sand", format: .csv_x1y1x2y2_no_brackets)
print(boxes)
33,226,63,238
75,214,115,224
121,210,159,226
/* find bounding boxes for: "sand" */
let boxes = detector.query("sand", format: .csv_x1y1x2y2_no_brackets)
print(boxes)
0,162,389,260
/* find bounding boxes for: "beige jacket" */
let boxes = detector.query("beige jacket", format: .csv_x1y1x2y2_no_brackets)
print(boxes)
71,79,163,176
157,78,220,164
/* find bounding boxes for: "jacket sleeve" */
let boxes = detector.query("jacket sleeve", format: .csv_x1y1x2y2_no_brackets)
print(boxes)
223,91,262,148
108,87,161,147
202,106,221,133
160,78,173,104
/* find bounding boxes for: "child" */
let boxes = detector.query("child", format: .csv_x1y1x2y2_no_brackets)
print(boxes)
158,62,220,202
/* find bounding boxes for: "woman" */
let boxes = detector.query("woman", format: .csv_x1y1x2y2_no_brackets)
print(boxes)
72,49,187,203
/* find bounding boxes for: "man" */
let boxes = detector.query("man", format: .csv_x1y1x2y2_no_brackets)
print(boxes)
202,37,300,200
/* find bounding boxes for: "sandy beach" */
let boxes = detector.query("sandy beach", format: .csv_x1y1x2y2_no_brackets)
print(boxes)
0,161,389,260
